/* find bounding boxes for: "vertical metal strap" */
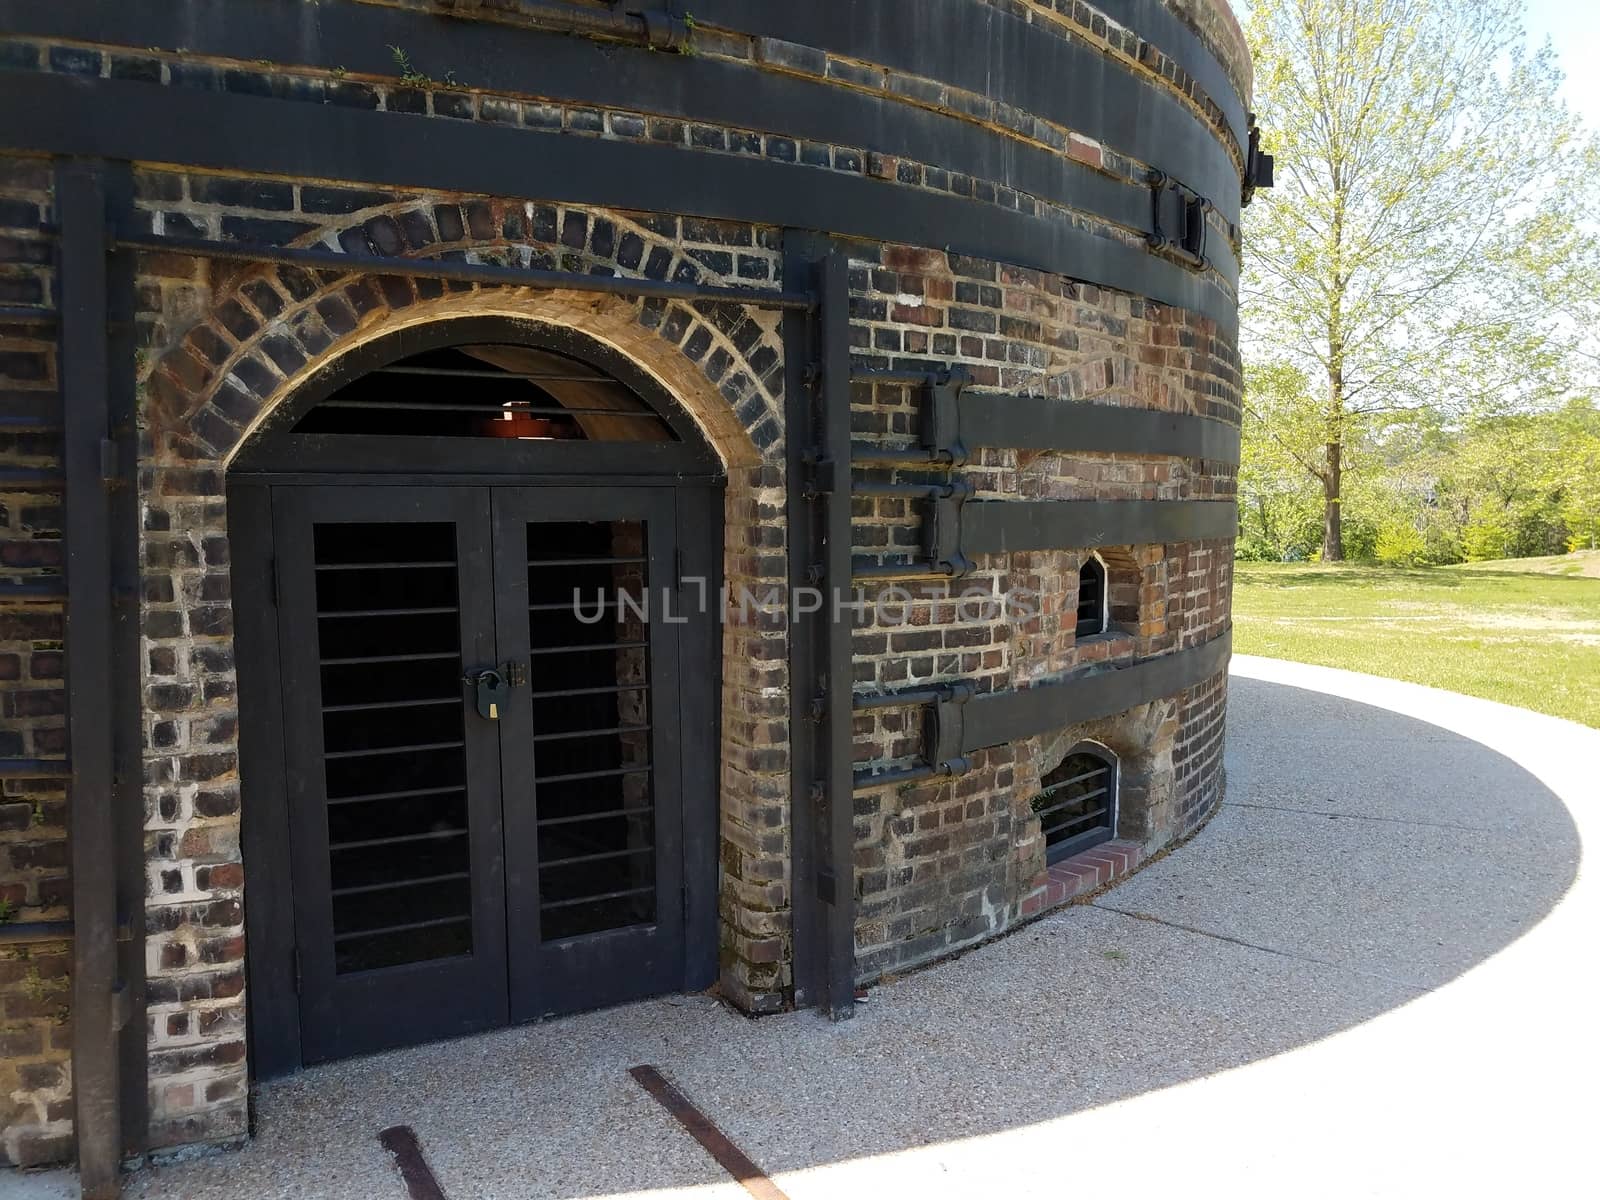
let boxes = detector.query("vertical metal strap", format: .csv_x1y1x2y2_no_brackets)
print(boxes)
59,160,124,1199
104,160,147,1160
815,252,856,1019
780,235,823,1010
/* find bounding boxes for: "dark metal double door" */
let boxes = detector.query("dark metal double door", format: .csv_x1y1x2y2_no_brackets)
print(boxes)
274,485,684,1062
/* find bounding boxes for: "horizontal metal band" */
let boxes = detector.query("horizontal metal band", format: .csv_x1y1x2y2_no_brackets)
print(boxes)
0,0,1242,230
0,757,71,779
0,71,1239,331
1095,0,1250,144
961,394,1241,462
0,304,57,327
690,0,1242,224
0,919,74,945
116,231,812,310
962,629,1232,750
0,1,1230,276
962,498,1237,554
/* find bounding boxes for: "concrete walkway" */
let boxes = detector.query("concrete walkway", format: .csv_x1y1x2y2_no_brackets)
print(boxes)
13,656,1596,1198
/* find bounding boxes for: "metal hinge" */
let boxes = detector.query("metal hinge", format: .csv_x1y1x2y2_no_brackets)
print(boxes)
925,682,976,776
99,436,118,483
1147,170,1212,271
801,453,843,500
922,370,970,466
922,480,975,578
292,947,303,994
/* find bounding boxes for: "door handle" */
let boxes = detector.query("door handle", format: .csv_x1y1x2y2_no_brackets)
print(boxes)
464,668,508,720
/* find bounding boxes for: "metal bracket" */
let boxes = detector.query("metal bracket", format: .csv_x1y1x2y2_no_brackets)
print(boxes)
1146,170,1211,271
921,369,970,466
923,480,975,577
1242,112,1275,206
635,8,692,50
810,454,844,497
925,682,975,775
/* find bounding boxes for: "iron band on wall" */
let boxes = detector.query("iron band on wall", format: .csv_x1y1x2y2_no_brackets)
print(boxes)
852,631,1233,789
963,629,1233,748
961,498,1239,555
112,231,814,311
0,0,1245,231
687,0,1248,212
854,370,1242,465
0,65,1241,329
855,496,1238,581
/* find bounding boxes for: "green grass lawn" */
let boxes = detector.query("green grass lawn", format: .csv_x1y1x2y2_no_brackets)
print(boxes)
1231,554,1600,727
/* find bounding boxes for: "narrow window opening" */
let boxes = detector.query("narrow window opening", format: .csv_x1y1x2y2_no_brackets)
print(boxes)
1075,554,1108,637
1032,744,1117,862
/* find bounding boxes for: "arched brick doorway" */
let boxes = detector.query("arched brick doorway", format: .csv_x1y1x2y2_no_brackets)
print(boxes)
227,317,725,1068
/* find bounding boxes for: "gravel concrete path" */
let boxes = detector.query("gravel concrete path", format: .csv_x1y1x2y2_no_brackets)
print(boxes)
13,656,1596,1198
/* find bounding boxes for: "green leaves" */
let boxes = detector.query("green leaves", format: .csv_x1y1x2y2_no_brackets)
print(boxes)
1240,0,1599,558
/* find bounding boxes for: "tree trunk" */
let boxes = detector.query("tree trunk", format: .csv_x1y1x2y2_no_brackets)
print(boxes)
1324,186,1347,563
1322,439,1343,561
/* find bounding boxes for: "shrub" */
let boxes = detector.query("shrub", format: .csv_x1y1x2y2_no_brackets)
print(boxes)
1374,519,1426,566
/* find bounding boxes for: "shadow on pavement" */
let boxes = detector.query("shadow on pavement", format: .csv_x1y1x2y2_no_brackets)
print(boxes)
113,672,1582,1199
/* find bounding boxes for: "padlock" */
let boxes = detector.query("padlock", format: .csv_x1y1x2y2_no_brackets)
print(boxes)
467,668,508,720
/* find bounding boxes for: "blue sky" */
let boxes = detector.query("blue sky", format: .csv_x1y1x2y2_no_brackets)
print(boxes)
1522,0,1600,131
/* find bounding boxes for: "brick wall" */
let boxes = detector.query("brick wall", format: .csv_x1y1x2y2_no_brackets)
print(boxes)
845,242,1236,980
1,5,1241,1165
0,152,74,1169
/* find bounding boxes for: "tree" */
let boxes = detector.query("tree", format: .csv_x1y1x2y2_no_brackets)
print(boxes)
1238,361,1330,559
1554,399,1600,551
1241,0,1592,559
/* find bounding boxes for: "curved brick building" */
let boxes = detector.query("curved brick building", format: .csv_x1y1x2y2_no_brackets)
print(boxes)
0,1,1264,1191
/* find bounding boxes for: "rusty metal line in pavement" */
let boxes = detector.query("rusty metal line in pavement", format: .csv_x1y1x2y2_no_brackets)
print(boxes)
378,1125,450,1200
629,1064,792,1200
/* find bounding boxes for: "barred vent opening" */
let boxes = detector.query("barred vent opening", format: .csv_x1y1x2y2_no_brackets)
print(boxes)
293,343,677,441
1075,556,1107,637
1031,746,1116,862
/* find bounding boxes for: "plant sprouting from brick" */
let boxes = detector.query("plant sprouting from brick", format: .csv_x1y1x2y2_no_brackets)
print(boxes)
388,44,430,87
331,65,348,79
22,966,57,1003
387,45,466,90
0,898,14,925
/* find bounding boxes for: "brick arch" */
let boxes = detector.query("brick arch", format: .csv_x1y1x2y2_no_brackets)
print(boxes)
132,200,800,1127
1024,696,1178,850
140,197,786,470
